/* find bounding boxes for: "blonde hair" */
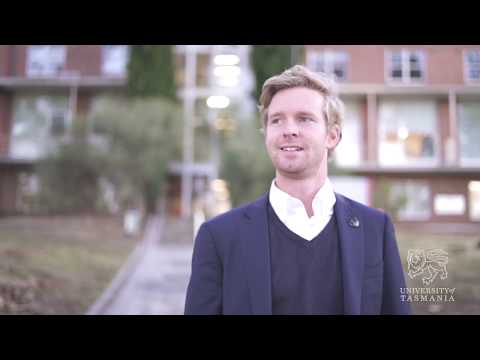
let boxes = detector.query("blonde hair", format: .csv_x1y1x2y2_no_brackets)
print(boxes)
258,65,344,157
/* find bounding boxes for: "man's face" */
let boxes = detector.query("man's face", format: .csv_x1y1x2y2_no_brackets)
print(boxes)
264,87,340,179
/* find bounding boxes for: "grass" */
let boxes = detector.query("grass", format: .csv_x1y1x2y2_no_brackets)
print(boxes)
164,217,480,315
0,215,138,315
396,231,480,315
2,215,478,315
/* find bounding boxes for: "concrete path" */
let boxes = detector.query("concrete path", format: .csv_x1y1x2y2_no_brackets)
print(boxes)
87,215,193,315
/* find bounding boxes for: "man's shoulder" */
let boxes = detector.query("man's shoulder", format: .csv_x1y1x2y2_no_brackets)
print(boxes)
203,193,268,230
335,192,389,223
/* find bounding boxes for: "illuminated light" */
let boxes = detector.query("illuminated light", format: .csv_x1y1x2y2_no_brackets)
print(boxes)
207,96,230,109
398,126,409,141
217,192,230,201
211,179,228,192
469,181,480,192
214,65,241,87
214,118,224,131
214,54,240,66
434,194,466,216
213,117,236,132
217,76,240,87
213,65,241,78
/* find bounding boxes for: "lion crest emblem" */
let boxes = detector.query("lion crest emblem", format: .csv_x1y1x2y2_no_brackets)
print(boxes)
407,249,448,286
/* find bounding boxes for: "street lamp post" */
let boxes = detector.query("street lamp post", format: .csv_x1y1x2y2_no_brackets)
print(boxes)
208,107,220,181
68,72,79,128
59,69,81,130
181,47,196,218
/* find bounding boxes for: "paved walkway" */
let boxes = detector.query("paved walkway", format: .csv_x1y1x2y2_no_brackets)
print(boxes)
87,215,193,315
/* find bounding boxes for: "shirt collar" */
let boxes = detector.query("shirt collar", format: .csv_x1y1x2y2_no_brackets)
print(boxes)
269,177,336,220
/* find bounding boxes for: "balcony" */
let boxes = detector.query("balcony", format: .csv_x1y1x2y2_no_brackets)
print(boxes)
0,75,126,90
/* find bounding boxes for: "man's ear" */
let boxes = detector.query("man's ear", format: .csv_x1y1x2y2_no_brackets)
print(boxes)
327,124,342,149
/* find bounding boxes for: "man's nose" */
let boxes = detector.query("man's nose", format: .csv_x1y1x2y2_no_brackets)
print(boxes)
282,120,299,138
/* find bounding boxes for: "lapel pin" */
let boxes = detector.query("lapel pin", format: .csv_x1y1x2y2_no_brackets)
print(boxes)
348,217,360,228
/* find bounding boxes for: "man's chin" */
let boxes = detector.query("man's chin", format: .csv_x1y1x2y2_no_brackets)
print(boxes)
276,166,307,178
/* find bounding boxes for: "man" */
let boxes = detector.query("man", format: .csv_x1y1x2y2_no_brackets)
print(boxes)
184,65,411,315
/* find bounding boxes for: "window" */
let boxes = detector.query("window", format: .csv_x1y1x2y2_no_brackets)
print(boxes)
469,181,480,221
50,111,67,137
434,194,466,216
465,50,480,82
196,53,210,88
102,45,129,77
174,52,210,88
194,97,209,127
390,181,431,221
10,95,69,159
378,99,438,167
212,64,241,88
307,50,349,81
333,99,362,167
391,52,403,78
193,98,212,162
175,53,186,88
330,176,370,206
387,49,425,83
458,102,480,166
16,173,40,214
26,45,66,77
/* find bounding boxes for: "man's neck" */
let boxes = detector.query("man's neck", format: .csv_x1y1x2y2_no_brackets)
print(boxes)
275,172,327,217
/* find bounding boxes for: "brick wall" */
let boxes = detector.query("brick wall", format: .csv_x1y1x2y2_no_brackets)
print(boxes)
0,45,9,76
306,45,386,84
12,45,27,77
10,45,105,77
66,45,103,76
426,46,465,85
306,45,472,86
347,45,385,83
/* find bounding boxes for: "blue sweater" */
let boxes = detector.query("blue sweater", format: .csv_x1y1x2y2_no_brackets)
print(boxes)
268,203,344,315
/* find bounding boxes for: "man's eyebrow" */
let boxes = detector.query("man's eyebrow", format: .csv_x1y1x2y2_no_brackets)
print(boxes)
268,112,284,118
268,111,318,119
296,111,317,117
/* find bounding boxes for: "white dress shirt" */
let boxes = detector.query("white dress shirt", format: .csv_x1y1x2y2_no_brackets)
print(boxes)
268,178,336,241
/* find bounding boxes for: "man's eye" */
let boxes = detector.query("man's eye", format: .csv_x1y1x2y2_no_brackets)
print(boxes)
270,118,280,124
300,117,313,122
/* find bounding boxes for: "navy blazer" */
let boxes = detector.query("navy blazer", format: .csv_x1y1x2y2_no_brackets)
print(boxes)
184,192,411,315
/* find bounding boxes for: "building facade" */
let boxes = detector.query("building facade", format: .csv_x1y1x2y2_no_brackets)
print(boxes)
2,45,479,230
304,45,480,231
0,45,254,217
170,45,255,217
0,45,129,214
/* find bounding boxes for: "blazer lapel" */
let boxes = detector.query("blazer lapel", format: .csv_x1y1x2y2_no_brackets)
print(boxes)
238,192,364,315
239,193,272,315
334,193,364,314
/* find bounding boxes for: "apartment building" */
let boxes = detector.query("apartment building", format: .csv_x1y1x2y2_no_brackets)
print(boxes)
0,45,130,214
0,45,254,216
304,45,480,230
3,45,478,230
169,45,254,217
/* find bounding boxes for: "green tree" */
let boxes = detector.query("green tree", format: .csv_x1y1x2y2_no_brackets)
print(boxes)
35,117,105,214
127,45,177,101
250,45,293,101
220,115,274,207
372,179,408,220
91,96,182,214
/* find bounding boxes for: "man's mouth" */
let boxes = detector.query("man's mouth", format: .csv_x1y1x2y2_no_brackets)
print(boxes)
280,146,304,152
